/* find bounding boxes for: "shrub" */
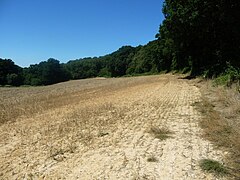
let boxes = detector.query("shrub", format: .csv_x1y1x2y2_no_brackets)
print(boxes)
214,64,240,87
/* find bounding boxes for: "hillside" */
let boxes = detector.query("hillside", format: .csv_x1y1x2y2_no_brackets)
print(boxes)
1,74,238,179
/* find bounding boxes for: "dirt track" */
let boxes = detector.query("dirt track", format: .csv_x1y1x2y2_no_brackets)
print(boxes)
0,74,225,179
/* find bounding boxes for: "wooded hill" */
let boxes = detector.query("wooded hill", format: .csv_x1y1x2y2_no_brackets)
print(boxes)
1,0,239,86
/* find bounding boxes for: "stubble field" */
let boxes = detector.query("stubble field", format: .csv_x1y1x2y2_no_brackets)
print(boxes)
0,74,236,179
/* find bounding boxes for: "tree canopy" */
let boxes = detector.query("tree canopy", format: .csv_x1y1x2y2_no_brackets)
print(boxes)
157,0,240,77
0,59,23,86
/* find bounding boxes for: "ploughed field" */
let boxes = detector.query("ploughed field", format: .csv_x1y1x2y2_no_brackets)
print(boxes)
0,74,225,179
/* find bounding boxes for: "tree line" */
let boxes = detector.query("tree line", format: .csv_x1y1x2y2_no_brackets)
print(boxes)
1,0,239,86
0,43,161,86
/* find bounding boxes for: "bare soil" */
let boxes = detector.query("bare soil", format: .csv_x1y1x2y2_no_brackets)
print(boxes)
0,74,227,179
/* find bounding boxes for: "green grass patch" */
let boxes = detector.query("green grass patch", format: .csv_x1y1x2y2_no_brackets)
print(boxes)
213,74,230,86
200,159,228,176
213,65,240,87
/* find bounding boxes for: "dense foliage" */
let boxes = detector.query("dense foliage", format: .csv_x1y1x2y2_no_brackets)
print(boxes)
1,0,239,86
0,44,162,86
157,0,240,77
0,59,23,86
23,58,70,86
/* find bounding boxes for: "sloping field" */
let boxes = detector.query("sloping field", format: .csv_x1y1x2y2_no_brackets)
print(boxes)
0,74,226,179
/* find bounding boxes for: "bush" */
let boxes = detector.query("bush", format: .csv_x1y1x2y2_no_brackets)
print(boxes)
214,64,240,87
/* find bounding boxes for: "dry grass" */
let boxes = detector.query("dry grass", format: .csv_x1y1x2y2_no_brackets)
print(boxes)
0,75,165,179
195,80,240,179
0,76,158,124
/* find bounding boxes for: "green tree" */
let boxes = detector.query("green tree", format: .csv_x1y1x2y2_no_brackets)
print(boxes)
23,58,69,86
0,59,23,86
108,46,136,77
158,0,240,76
6,73,22,86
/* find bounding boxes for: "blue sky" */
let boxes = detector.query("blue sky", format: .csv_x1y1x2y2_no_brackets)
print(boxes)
0,0,164,67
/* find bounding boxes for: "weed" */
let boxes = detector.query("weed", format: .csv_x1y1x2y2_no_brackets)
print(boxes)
199,159,228,176
147,155,158,162
149,127,172,140
98,132,109,137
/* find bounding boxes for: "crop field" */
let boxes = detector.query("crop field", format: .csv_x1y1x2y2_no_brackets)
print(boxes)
0,74,238,179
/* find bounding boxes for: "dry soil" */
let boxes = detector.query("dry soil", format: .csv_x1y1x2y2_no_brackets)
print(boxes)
0,74,226,179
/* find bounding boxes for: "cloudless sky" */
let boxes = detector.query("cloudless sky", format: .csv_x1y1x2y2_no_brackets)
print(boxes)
0,0,164,67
